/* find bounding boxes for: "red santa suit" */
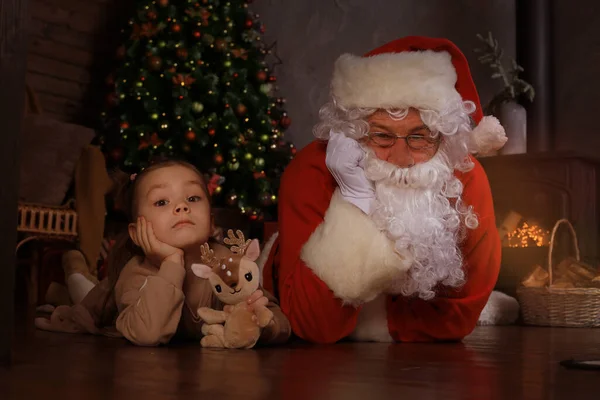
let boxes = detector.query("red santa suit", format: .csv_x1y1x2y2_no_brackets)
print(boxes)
262,36,506,344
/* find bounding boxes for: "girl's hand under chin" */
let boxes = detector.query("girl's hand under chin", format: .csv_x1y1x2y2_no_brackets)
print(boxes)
132,216,184,267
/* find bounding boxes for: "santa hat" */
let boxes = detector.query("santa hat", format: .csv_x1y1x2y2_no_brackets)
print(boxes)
331,36,507,154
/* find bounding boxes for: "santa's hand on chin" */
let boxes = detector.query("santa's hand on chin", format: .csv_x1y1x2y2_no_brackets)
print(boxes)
325,131,375,214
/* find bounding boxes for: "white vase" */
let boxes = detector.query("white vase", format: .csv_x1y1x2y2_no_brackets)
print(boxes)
497,101,527,155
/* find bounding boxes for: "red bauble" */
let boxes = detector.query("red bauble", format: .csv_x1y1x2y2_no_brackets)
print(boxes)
106,92,118,107
120,121,130,130
235,104,247,116
193,30,201,39
176,48,188,59
214,154,224,164
116,45,126,59
280,116,292,129
256,71,267,81
270,120,278,127
147,11,157,20
268,75,277,82
185,131,196,141
158,0,169,6
208,128,216,136
245,19,253,28
171,23,181,33
110,148,124,161
148,55,163,71
260,25,265,34
214,39,227,51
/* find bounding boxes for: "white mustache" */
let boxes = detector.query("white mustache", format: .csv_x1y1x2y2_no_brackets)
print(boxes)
363,149,453,191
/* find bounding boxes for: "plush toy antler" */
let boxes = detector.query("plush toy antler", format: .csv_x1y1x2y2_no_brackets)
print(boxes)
223,229,252,254
200,243,220,269
191,234,274,349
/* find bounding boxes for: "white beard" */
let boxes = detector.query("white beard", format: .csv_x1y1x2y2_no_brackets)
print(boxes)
363,148,479,300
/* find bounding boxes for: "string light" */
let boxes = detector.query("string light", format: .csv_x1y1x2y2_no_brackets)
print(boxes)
507,222,550,248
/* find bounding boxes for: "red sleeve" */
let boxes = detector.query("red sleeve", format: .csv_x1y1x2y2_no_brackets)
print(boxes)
277,142,360,344
386,158,501,342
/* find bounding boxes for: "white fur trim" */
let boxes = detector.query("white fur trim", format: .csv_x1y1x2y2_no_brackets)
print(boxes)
477,290,520,326
301,190,413,306
332,51,462,111
349,295,393,342
469,115,507,156
256,232,279,286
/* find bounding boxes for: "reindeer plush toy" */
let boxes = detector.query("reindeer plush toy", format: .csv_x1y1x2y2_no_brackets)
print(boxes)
191,230,274,349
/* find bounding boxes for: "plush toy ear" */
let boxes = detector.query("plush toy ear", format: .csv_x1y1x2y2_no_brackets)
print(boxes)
191,263,213,279
244,239,261,262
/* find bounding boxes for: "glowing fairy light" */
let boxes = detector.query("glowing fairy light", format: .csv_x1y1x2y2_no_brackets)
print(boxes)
507,222,550,248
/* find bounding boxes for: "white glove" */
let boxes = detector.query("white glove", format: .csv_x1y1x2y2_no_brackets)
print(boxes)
325,131,375,214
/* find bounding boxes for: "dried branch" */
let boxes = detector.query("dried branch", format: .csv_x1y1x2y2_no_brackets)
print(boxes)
474,32,536,113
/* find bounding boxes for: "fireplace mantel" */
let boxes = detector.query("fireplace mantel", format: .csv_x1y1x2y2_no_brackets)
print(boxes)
479,152,600,263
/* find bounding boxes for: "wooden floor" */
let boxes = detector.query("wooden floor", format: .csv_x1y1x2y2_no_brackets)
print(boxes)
2,323,600,400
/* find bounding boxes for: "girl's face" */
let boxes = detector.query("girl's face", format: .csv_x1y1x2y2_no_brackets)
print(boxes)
133,165,213,250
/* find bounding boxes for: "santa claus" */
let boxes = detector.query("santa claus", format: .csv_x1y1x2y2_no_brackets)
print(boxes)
262,36,514,344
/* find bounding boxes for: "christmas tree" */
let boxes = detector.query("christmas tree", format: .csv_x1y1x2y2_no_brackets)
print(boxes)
99,0,295,221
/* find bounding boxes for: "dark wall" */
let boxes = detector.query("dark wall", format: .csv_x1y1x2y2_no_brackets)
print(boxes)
553,0,600,158
1,0,29,365
26,0,132,124
252,0,516,149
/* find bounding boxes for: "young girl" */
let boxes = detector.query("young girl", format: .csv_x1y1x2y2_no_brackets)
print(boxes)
36,160,291,347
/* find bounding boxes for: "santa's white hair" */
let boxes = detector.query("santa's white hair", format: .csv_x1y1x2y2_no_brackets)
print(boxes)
314,97,481,300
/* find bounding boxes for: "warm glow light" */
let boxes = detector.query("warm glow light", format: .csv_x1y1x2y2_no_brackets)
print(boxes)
507,222,550,248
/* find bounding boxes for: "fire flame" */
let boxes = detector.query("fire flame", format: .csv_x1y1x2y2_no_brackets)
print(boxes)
506,222,550,248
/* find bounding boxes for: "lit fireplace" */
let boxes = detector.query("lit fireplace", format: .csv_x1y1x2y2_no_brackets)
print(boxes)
494,210,551,296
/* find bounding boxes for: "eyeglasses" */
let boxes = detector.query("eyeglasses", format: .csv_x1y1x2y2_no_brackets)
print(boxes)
367,132,441,150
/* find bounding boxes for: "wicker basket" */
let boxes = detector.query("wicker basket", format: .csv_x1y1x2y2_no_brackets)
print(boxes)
516,219,600,327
